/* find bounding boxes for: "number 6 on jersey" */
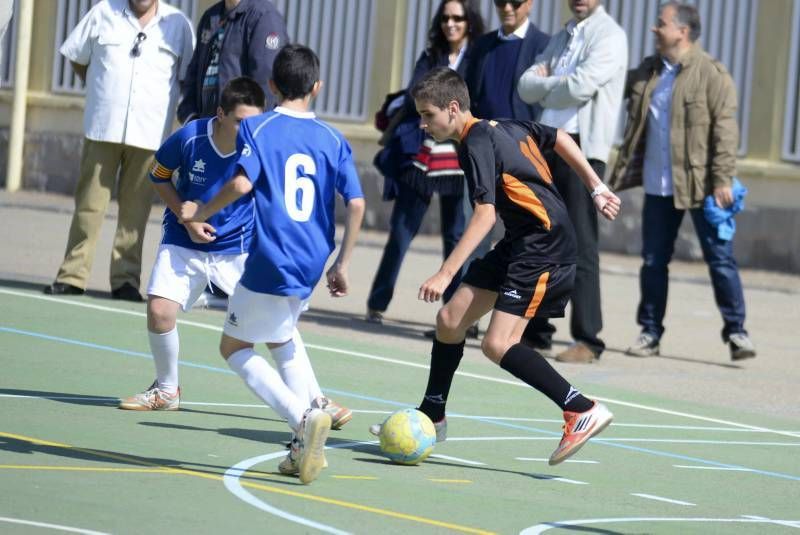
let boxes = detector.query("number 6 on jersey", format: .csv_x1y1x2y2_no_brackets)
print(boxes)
285,153,316,222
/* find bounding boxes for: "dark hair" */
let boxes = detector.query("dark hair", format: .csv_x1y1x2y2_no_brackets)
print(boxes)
411,66,470,111
219,77,266,113
662,1,701,42
272,44,320,100
427,0,485,63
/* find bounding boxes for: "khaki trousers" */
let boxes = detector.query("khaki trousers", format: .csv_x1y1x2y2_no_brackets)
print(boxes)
55,138,155,290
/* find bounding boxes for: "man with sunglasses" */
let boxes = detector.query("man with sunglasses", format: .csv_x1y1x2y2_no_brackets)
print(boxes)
517,0,628,363
45,0,194,301
465,0,550,123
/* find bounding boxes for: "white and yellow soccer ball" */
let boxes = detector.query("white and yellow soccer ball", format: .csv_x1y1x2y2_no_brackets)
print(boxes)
378,408,436,465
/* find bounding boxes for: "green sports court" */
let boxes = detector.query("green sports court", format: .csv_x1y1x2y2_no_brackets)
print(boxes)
1,260,798,534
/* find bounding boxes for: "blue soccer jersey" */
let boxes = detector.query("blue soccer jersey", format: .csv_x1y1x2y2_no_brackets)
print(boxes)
150,118,253,253
234,107,364,298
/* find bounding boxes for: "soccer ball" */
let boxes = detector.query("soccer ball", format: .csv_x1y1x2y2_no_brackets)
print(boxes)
378,408,436,465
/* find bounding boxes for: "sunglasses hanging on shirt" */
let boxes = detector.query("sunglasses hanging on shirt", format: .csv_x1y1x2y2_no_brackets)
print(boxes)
130,32,147,57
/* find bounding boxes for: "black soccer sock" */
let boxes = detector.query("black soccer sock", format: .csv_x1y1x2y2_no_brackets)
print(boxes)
418,339,465,422
499,343,593,412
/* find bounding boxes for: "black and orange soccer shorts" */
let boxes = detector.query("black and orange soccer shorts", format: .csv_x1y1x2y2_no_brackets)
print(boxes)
462,248,576,319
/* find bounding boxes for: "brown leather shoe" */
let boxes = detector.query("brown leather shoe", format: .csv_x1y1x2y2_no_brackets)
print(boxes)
555,342,598,364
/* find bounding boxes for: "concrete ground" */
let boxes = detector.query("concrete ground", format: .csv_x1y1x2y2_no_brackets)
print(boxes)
2,189,798,422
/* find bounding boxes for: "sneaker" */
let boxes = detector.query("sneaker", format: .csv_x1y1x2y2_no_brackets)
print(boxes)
313,396,352,430
549,401,613,466
625,332,660,357
296,408,331,484
119,381,180,411
365,309,383,324
369,415,447,442
555,342,598,364
729,333,756,361
278,436,328,476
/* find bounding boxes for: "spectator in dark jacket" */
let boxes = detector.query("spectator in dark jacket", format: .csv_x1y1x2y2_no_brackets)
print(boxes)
465,0,550,121
177,0,288,123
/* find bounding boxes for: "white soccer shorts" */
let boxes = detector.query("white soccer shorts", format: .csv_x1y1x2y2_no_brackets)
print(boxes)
146,244,247,312
223,282,310,344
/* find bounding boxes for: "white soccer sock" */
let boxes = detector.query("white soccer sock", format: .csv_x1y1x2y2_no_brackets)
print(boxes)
227,348,305,430
149,328,179,394
270,330,324,405
293,330,324,403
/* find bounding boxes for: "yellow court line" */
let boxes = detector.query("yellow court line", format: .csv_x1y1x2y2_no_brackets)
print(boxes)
331,475,379,480
0,431,495,535
429,479,473,484
0,465,170,473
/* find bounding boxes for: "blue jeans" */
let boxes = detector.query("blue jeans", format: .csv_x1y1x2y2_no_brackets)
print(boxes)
367,181,465,312
638,195,747,342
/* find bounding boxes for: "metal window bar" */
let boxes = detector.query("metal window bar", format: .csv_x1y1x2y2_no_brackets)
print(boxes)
273,0,376,122
782,0,800,162
0,0,21,88
52,0,196,94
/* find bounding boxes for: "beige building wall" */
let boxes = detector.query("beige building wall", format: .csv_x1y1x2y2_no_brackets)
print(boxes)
1,0,799,270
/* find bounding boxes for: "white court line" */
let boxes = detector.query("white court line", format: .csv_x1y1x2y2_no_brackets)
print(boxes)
631,493,696,506
0,516,109,535
3,395,798,437
741,515,800,529
445,436,800,446
223,449,352,535
674,465,754,471
521,516,800,534
517,458,598,464
4,287,800,440
550,477,589,485
1,394,798,447
429,453,486,466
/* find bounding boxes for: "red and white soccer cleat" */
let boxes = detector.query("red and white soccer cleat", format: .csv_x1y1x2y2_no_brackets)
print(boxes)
549,401,613,465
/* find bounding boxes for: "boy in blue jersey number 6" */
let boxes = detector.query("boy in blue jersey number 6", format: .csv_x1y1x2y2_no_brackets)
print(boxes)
181,45,366,484
371,67,620,465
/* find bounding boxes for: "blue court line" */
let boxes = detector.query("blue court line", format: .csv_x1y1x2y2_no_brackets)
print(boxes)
3,325,800,483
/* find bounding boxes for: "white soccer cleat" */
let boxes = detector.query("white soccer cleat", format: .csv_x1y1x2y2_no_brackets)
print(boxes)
296,408,331,484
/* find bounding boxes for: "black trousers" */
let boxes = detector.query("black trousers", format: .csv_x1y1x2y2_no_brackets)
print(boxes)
522,142,606,355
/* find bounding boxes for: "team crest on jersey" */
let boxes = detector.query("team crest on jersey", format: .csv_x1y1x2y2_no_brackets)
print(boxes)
265,32,281,49
192,159,206,173
188,172,206,185
242,143,252,157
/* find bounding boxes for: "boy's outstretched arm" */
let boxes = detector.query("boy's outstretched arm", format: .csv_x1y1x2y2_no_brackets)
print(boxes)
153,181,216,243
180,172,253,226
553,129,621,220
419,202,496,303
326,197,366,297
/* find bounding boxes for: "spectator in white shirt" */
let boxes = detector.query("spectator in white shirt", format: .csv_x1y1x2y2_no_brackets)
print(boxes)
44,0,194,301
517,0,627,363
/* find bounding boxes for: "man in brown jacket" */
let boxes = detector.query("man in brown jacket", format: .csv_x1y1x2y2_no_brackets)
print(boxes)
609,1,755,361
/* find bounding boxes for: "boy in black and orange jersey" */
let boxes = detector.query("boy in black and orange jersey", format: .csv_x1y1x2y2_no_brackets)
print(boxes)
371,67,621,465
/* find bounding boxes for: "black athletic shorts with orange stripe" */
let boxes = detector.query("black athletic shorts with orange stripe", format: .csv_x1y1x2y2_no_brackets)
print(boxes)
462,246,576,319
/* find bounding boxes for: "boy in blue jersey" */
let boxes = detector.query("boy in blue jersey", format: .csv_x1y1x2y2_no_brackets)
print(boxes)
181,45,366,484
120,78,353,431
119,78,264,412
371,68,621,465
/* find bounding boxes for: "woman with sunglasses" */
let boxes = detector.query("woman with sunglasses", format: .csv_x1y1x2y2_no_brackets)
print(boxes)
367,0,485,331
